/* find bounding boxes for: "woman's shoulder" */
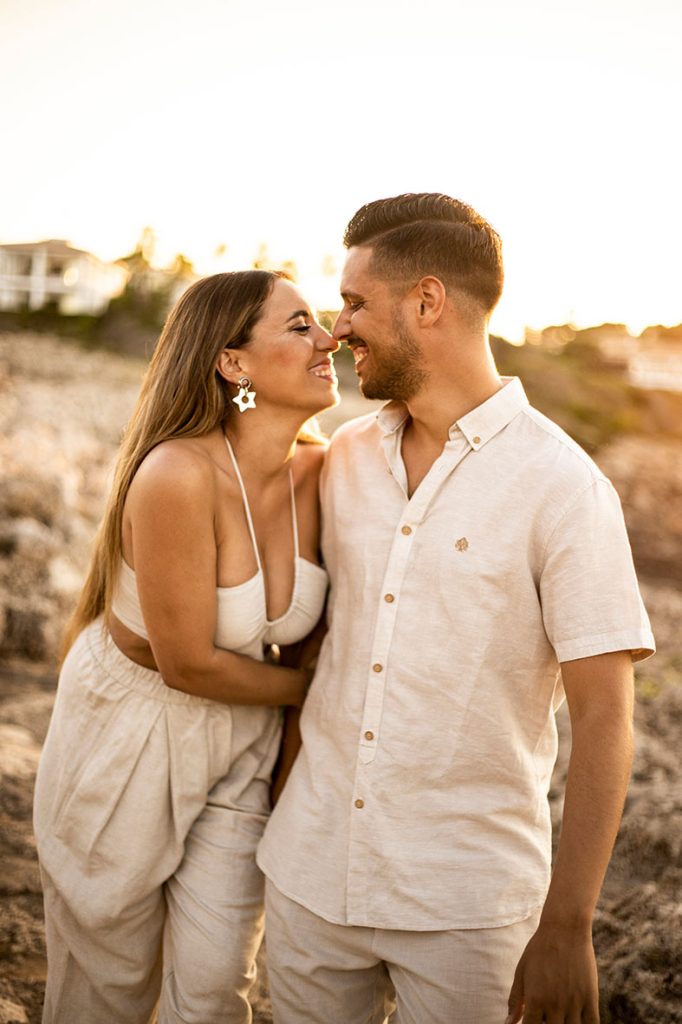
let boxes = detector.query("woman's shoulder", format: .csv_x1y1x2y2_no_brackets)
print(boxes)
129,437,218,508
293,439,328,486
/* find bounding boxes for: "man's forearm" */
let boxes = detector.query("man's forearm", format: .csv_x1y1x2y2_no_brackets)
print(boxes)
506,651,634,1024
541,700,633,926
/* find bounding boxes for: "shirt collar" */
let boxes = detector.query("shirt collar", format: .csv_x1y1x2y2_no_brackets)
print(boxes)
376,377,529,450
376,401,410,436
456,377,528,449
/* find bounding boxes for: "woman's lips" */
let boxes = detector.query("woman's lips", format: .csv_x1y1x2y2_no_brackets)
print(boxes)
309,360,337,382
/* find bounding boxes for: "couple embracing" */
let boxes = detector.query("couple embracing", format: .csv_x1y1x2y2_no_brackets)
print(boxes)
34,193,654,1024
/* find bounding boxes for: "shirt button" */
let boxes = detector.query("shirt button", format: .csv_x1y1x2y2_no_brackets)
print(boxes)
384,593,395,603
473,435,481,444
364,730,374,741
401,525,412,535
372,663,383,673
354,798,364,809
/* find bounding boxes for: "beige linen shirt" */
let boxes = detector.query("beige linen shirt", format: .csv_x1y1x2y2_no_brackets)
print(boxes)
258,377,655,930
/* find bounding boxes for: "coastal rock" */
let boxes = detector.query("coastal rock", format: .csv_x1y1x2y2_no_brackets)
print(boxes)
0,332,141,662
0,475,63,531
597,437,682,582
0,331,680,1023
0,997,28,1024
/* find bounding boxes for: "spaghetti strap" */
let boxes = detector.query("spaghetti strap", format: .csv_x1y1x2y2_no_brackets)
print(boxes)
223,434,298,570
289,465,300,561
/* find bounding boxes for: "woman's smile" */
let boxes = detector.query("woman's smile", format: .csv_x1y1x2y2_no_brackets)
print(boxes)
308,357,337,383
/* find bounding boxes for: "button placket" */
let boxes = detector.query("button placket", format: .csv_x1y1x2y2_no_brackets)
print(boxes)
347,435,475,927
358,442,475,767
359,514,417,763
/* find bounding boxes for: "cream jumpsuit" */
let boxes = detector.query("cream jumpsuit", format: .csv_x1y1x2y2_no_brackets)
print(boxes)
34,439,327,1024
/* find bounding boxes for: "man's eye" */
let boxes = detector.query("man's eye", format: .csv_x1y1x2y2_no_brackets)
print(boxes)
349,301,364,311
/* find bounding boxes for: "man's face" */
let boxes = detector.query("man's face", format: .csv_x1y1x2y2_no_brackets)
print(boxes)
334,246,428,401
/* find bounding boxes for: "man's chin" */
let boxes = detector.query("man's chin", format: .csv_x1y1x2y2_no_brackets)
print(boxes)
359,378,390,401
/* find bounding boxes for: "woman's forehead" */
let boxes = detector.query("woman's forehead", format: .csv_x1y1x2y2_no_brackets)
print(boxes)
265,278,312,320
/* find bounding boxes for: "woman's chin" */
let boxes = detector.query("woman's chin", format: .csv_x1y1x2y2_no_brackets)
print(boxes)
313,387,341,415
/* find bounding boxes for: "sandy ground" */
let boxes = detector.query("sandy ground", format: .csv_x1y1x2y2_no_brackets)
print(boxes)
0,333,680,1023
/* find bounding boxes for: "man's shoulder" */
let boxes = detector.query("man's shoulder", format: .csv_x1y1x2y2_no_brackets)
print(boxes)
514,404,609,490
329,410,382,450
320,411,385,493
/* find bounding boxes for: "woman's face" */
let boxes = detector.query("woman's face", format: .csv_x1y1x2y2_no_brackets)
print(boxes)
236,278,339,414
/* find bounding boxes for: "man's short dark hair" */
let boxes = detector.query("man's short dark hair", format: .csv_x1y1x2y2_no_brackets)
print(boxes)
344,193,504,315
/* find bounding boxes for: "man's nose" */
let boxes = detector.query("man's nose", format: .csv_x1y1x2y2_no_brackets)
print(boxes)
332,308,352,342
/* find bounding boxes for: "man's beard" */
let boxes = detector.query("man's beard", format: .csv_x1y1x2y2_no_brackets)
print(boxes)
359,311,429,402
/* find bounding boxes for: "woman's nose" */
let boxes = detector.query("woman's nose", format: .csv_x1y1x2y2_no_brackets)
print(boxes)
319,328,340,353
319,333,337,358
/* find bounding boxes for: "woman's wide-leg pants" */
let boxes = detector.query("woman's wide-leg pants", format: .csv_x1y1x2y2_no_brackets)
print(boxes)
33,620,280,1024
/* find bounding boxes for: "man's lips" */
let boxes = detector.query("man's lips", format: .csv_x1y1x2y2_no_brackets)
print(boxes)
349,341,369,371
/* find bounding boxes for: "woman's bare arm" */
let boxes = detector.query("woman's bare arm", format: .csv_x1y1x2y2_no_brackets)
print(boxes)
125,443,307,707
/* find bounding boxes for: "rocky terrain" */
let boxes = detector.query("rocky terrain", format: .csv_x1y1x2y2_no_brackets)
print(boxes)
0,332,680,1023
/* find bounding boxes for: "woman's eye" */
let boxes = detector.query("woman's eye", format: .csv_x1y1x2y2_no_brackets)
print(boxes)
293,324,311,334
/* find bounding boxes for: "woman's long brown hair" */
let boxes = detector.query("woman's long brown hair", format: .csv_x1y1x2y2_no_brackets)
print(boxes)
62,270,322,658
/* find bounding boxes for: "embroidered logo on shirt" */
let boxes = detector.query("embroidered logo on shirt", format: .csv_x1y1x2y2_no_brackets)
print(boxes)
454,537,469,551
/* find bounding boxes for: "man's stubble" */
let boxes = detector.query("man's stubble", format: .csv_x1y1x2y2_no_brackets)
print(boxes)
359,310,429,402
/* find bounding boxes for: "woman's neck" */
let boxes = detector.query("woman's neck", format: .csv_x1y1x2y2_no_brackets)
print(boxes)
222,409,304,482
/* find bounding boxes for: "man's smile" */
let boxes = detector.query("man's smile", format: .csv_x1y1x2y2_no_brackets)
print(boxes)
347,337,369,372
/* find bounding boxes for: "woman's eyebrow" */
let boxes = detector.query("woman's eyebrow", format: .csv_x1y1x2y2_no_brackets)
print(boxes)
286,309,310,322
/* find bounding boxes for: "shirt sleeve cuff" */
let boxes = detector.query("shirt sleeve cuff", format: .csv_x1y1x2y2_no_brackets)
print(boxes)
554,630,656,664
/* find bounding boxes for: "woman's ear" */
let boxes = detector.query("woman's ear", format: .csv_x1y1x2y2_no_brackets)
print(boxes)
216,348,246,385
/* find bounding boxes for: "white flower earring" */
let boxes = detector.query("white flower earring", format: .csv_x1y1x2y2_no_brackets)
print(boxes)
232,376,257,413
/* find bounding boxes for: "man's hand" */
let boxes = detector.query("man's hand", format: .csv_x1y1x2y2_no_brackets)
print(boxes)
506,921,599,1023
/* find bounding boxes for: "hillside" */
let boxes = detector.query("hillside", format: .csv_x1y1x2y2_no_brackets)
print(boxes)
0,332,680,1023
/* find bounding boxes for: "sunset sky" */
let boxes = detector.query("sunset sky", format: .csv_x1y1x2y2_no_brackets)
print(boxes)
1,0,681,339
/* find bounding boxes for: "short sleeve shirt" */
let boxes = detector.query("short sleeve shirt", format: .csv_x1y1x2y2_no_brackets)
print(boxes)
258,377,655,930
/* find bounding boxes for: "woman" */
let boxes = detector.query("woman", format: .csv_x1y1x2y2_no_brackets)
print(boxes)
33,270,339,1023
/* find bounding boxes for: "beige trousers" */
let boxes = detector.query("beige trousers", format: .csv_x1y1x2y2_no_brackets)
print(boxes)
34,621,281,1024
264,880,541,1024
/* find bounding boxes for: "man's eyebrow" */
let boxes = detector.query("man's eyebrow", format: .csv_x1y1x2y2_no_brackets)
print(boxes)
341,290,363,301
286,309,310,322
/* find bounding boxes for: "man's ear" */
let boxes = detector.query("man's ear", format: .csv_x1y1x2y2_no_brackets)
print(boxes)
216,348,247,385
415,276,446,326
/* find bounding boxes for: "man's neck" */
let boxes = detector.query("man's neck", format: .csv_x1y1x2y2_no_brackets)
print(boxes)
403,364,504,450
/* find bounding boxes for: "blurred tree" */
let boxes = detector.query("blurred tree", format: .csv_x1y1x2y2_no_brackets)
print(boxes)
167,253,195,281
321,254,338,277
641,324,682,343
280,259,298,281
252,243,270,270
99,235,197,356
252,243,297,280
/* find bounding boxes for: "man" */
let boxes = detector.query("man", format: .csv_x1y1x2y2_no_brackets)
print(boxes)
258,193,654,1023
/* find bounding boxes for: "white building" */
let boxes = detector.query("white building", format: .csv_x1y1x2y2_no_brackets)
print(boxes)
629,345,682,393
0,240,127,315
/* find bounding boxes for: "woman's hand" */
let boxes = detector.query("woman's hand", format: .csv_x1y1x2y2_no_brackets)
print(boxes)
279,616,328,674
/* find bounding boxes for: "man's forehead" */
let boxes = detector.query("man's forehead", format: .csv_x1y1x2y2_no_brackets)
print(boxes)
340,245,378,295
